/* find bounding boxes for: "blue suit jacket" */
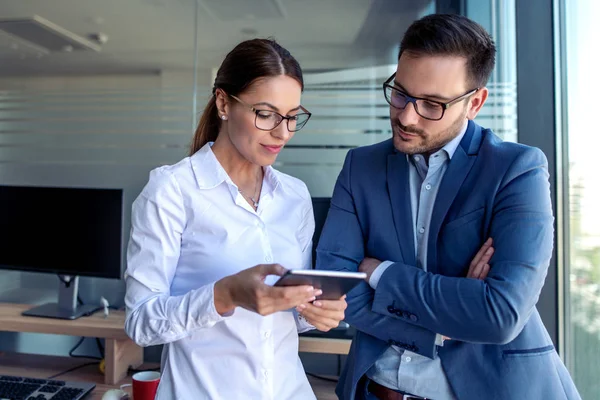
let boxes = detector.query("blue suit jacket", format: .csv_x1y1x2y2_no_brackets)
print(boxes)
316,121,581,399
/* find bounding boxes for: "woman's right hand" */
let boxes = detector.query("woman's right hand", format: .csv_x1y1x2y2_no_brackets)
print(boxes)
214,264,320,316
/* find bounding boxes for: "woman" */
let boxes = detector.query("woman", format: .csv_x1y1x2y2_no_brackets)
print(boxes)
124,38,347,399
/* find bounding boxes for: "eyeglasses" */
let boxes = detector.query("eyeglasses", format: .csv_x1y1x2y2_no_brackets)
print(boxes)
229,95,312,132
382,73,479,121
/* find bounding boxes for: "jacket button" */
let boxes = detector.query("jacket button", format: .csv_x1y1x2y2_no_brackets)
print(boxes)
387,305,395,314
410,314,418,322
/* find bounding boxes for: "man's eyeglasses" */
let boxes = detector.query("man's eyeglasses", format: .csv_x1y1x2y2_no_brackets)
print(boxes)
382,73,478,121
229,95,312,132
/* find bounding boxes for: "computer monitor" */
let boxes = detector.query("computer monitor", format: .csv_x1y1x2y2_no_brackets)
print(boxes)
0,185,123,320
311,197,332,268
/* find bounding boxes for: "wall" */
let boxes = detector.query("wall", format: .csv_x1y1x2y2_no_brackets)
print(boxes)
0,65,393,363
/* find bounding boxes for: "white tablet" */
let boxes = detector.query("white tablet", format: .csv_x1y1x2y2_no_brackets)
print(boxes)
274,269,367,300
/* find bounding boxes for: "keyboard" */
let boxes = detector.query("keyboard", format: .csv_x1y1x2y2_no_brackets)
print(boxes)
0,375,95,400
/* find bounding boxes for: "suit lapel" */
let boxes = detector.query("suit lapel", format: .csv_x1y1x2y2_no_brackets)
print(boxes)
387,153,416,266
427,121,481,274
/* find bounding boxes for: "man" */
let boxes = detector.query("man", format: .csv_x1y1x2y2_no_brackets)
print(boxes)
315,14,580,400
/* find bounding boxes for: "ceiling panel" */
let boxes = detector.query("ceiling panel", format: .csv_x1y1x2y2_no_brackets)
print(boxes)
0,0,433,76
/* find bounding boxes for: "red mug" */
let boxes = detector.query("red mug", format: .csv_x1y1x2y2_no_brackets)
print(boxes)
120,371,160,400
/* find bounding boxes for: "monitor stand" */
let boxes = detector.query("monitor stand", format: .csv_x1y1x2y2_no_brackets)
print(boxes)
21,275,100,320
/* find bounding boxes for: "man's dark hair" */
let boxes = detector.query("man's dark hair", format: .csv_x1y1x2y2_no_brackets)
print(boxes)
399,14,496,88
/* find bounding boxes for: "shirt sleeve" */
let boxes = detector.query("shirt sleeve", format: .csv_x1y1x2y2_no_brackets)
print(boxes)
124,168,230,347
294,188,316,333
368,260,394,289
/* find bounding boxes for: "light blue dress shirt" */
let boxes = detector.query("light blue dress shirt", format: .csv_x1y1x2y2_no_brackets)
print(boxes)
366,123,468,400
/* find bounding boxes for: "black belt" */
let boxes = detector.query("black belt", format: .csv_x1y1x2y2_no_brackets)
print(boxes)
368,380,430,400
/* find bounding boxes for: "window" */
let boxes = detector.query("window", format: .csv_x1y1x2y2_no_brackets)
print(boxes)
563,0,600,397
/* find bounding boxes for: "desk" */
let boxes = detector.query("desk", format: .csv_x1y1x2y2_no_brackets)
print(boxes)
0,302,349,395
299,336,351,354
0,303,142,385
0,353,338,400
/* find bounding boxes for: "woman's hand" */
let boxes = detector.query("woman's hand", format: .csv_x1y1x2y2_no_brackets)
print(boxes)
214,264,320,316
296,295,347,332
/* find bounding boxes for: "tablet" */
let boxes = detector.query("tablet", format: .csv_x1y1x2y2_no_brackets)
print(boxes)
274,269,367,300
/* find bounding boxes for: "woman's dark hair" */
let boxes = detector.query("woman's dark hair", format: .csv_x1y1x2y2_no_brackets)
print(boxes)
399,14,496,88
189,38,304,155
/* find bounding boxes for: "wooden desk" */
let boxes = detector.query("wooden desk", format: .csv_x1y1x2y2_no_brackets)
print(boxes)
0,353,338,400
299,336,351,355
0,302,349,393
0,303,142,385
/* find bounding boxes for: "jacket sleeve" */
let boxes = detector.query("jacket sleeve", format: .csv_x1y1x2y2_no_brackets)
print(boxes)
371,147,554,344
316,150,438,358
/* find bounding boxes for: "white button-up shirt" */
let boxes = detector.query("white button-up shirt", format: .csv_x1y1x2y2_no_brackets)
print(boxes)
124,143,316,400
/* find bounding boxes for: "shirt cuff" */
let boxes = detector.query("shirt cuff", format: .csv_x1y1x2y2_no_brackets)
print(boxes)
294,309,315,333
369,260,394,289
435,334,445,347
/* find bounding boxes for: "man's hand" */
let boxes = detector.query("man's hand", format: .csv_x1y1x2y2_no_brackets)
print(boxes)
358,257,382,282
467,237,494,280
296,295,347,332
358,239,495,341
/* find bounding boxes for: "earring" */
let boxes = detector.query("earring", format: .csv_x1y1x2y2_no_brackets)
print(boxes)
221,115,228,120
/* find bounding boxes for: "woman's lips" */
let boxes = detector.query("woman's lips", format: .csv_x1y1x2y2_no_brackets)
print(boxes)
262,144,283,154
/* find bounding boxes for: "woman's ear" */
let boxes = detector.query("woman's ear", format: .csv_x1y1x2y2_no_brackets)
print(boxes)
215,88,229,119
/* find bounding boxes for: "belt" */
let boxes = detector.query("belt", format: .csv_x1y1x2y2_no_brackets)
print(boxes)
368,380,430,400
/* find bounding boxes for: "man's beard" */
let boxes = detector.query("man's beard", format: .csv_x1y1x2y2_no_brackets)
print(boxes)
393,107,468,155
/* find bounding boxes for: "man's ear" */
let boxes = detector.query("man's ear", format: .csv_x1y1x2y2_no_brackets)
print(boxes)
466,87,489,120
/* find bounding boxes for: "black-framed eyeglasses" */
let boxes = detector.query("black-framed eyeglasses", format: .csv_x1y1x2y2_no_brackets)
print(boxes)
382,73,479,121
229,95,312,132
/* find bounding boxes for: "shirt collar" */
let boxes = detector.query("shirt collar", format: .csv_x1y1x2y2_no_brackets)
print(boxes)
190,142,229,189
262,164,284,195
190,142,284,194
440,121,468,160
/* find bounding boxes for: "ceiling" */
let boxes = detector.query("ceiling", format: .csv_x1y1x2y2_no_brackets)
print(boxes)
0,0,433,77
